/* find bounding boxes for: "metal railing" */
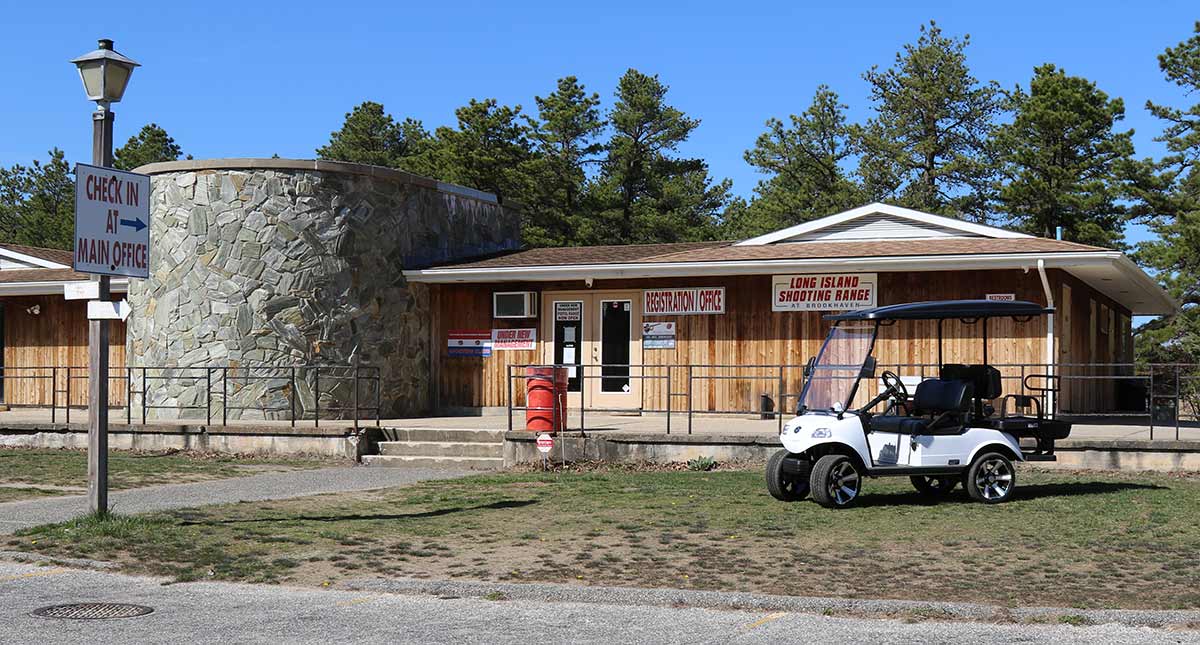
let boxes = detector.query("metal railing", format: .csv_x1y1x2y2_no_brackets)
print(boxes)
505,362,1200,439
0,364,382,429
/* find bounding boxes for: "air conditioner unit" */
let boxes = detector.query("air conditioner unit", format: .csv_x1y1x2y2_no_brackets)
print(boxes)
493,291,538,319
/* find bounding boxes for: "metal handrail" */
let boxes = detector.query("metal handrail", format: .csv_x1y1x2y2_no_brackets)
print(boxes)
0,364,383,429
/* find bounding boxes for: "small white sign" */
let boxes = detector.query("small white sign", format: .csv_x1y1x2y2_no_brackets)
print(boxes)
642,321,677,349
64,281,101,301
554,301,582,322
87,300,132,321
986,293,1016,302
74,163,151,279
536,433,554,454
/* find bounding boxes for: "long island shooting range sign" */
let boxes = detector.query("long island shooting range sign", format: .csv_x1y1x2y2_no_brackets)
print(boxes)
772,273,877,311
74,163,151,278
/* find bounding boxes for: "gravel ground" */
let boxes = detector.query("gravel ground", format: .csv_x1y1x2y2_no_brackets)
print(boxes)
0,466,471,534
0,562,1195,645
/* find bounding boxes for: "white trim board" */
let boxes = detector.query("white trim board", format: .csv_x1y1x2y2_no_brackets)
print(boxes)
734,203,1032,246
0,247,69,270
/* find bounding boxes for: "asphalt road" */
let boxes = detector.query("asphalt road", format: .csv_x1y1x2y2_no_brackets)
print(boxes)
0,562,1195,645
0,466,470,534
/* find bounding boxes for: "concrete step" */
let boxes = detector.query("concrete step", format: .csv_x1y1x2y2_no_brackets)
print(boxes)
378,440,503,458
379,427,507,443
361,454,504,470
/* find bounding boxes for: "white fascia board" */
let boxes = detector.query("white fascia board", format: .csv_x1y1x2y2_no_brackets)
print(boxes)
733,202,1033,246
1109,255,1177,315
406,251,1107,283
0,247,69,269
0,278,129,297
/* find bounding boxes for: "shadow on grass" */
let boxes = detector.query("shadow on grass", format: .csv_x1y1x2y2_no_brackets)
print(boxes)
178,499,537,526
852,481,1169,508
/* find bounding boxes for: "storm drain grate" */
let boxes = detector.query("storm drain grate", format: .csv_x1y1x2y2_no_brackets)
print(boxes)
32,603,154,620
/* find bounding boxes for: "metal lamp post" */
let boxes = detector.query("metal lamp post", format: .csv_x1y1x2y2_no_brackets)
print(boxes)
71,38,139,515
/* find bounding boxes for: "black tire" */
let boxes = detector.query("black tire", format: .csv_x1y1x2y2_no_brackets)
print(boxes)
910,475,958,497
766,450,811,501
965,452,1016,504
809,454,863,509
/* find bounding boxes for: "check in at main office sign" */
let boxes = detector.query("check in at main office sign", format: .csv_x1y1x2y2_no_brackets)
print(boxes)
772,273,877,311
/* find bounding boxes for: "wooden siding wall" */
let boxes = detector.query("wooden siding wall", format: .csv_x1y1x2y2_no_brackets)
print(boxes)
1054,271,1132,414
1,295,127,406
431,268,1139,413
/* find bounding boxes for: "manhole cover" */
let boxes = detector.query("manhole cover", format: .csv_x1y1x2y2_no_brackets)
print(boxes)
32,603,154,620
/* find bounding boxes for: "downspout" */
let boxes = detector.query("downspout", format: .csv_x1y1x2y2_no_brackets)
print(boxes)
1037,259,1056,417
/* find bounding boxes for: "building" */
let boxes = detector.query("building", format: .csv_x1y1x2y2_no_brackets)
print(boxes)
0,164,1175,421
407,203,1174,417
0,243,126,407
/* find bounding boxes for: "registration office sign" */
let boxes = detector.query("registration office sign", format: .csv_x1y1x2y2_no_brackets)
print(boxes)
73,163,151,279
772,273,877,312
643,287,725,315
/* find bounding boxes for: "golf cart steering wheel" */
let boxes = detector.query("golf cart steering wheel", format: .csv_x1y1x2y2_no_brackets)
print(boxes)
880,370,909,403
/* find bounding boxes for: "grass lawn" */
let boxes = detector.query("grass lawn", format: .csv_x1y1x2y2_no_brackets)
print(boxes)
0,448,339,502
7,467,1200,609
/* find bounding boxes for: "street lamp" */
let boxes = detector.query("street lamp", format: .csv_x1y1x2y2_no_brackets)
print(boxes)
71,38,138,516
70,38,139,105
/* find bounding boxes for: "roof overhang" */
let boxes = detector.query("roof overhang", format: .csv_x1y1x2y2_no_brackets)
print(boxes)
404,250,1176,316
0,247,69,269
0,278,129,297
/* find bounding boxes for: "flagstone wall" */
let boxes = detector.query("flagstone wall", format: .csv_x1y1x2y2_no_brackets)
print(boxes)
125,159,520,420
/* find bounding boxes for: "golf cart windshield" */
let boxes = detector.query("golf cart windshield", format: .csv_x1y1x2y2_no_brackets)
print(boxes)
798,323,876,412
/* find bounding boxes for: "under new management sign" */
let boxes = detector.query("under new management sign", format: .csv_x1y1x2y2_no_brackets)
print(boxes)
74,163,150,279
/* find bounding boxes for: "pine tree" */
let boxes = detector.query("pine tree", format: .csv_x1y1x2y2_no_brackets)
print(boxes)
436,99,532,203
0,149,75,250
523,77,604,246
857,21,1002,221
1132,22,1200,373
316,102,436,175
993,65,1134,247
594,69,729,244
726,86,865,238
113,123,187,170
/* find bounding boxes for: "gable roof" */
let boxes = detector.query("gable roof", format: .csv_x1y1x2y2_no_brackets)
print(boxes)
734,203,1032,246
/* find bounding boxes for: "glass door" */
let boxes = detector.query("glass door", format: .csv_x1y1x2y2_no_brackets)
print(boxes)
591,293,641,409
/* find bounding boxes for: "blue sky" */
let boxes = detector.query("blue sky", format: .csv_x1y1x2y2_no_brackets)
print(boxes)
2,0,1197,235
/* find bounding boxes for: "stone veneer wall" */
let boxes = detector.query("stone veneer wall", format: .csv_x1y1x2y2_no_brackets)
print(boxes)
128,159,520,420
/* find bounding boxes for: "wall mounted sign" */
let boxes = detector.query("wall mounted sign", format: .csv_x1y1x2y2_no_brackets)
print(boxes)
643,287,725,315
772,273,877,312
493,327,537,351
986,293,1016,302
554,301,582,322
642,321,677,349
448,330,492,357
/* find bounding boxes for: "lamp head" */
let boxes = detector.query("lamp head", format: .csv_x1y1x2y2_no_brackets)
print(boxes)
70,38,139,105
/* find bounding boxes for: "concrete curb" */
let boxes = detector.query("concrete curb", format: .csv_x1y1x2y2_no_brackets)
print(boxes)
344,577,1200,629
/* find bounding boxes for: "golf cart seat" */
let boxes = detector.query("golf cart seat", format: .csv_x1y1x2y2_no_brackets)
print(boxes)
870,378,973,435
990,394,1073,440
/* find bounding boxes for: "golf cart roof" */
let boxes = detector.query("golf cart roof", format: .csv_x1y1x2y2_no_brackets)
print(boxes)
825,299,1053,321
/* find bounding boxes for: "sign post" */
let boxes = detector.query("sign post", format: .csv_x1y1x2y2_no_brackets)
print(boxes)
75,149,150,518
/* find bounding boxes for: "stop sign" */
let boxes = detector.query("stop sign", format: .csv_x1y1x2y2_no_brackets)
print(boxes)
536,433,554,453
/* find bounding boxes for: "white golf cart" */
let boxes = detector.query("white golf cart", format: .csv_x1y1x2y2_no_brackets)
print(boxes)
766,299,1070,508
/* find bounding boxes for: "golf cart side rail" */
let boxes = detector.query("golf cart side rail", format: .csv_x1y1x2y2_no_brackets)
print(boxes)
824,299,1052,321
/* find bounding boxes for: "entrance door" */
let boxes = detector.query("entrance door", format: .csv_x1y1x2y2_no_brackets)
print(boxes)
542,291,642,411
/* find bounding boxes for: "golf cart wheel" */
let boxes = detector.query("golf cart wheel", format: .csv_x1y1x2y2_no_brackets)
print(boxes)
766,450,811,501
809,454,863,509
965,452,1016,504
910,475,958,497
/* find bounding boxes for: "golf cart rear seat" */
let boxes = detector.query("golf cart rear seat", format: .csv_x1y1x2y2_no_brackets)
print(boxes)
940,363,1072,441
870,378,973,435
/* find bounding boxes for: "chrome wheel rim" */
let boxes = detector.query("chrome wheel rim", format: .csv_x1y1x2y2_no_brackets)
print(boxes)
828,461,860,505
975,458,1013,500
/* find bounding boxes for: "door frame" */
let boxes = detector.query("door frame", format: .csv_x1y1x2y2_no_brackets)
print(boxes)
541,290,643,411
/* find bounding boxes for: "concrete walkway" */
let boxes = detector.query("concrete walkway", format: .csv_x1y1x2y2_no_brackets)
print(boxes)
0,562,1195,644
0,466,470,534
